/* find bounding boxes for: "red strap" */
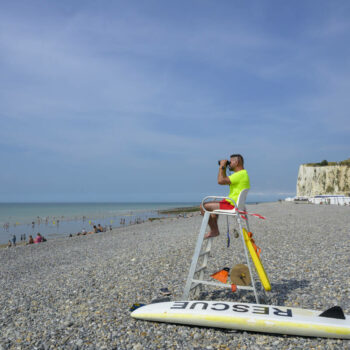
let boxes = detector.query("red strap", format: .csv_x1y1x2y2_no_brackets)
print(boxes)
236,209,266,220
248,231,262,258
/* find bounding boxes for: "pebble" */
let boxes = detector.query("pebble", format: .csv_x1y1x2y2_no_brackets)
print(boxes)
0,203,349,349
193,333,202,341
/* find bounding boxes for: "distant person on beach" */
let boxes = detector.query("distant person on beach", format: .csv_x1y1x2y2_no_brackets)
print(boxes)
88,225,98,234
34,233,43,243
200,154,250,239
28,235,34,244
12,234,16,247
97,224,104,232
77,229,87,236
7,240,12,248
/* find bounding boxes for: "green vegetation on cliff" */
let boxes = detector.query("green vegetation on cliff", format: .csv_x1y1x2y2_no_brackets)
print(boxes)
305,158,350,167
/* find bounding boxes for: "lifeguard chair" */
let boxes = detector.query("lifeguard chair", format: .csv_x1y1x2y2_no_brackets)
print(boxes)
182,189,268,303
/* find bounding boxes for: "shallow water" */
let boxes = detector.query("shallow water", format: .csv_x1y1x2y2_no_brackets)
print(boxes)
0,202,197,244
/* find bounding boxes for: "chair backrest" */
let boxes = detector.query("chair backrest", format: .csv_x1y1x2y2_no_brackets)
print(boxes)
236,188,249,211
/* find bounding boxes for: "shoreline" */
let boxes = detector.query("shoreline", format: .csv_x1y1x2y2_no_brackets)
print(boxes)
1,206,201,248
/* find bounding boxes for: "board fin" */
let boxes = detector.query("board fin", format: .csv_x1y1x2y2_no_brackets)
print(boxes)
129,303,145,311
319,306,346,320
151,297,171,304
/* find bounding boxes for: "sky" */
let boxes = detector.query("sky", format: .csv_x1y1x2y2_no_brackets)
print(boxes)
1,0,349,203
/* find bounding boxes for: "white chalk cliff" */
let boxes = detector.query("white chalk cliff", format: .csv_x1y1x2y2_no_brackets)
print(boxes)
297,164,350,197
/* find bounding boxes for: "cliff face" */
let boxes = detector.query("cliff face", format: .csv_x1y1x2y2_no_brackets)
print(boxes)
297,165,350,197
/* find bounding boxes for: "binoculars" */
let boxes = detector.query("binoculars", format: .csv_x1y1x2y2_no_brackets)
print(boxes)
218,160,230,166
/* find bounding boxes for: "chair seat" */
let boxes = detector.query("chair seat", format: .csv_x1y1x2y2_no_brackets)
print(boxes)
213,209,238,215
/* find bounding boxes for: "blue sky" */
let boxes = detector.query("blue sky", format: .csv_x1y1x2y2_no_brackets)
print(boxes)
1,1,349,202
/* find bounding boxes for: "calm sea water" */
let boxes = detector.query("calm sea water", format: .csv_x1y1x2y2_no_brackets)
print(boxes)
0,202,197,244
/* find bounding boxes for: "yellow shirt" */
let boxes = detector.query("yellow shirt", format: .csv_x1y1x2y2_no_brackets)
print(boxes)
227,169,250,205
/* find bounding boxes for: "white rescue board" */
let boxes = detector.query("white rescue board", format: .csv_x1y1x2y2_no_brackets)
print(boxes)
131,300,350,339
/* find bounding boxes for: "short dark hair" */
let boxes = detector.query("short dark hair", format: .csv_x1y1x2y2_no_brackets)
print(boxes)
230,154,244,166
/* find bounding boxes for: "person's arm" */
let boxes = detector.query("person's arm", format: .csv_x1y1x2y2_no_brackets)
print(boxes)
217,160,231,185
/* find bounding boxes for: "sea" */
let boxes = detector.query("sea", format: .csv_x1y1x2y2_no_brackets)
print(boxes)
0,202,198,245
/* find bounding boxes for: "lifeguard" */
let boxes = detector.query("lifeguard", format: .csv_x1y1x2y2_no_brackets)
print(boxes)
199,154,250,239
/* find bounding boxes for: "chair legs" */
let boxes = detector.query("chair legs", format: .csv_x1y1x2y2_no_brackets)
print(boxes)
182,211,210,300
236,216,259,303
183,211,260,303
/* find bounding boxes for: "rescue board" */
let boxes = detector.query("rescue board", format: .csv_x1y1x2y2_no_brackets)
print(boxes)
131,300,350,339
242,228,271,291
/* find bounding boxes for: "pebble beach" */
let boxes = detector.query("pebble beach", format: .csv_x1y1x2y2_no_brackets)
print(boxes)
0,202,349,349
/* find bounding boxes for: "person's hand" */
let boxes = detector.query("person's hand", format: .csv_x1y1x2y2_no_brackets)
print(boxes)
219,159,228,167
